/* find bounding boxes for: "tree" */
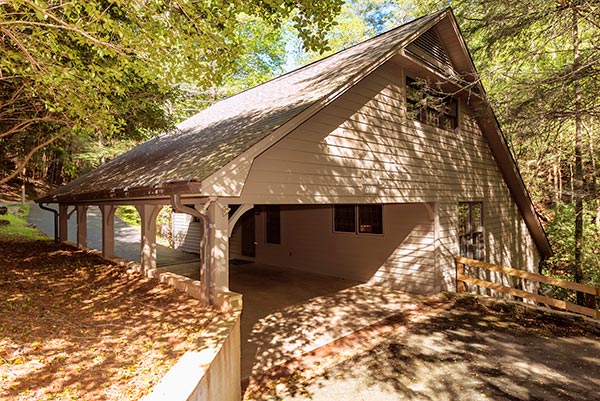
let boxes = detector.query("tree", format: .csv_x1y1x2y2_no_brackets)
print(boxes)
0,0,343,184
289,0,411,67
409,1,600,299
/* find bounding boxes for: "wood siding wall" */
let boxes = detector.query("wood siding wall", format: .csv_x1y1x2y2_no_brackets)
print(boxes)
251,204,435,293
235,59,540,292
172,213,202,254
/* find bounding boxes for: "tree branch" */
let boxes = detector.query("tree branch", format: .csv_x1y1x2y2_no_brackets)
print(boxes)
0,116,69,139
0,127,72,185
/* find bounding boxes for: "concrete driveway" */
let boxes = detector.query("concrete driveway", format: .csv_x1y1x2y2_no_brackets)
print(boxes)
27,203,198,266
244,296,600,401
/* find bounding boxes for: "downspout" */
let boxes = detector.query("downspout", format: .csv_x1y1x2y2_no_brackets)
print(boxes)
38,203,59,244
170,195,216,304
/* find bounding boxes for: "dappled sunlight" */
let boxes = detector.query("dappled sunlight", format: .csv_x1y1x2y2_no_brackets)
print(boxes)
229,261,426,380
247,296,600,400
249,285,423,370
0,241,218,401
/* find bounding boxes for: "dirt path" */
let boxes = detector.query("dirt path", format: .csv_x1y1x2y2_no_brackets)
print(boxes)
246,296,600,401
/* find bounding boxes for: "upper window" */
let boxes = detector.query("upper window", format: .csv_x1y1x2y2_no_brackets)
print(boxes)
406,77,458,130
458,202,484,261
334,204,383,235
265,205,281,244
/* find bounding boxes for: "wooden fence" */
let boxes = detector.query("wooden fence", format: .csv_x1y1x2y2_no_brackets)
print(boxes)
456,256,600,319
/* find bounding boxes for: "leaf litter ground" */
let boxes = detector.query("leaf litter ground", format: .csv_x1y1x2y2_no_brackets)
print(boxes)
0,240,218,400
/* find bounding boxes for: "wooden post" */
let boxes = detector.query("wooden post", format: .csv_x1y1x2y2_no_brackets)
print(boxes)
76,205,88,249
207,200,230,298
456,262,466,293
58,204,69,242
136,204,160,273
100,205,117,259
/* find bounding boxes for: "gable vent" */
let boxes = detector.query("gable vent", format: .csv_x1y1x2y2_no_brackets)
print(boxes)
406,28,454,75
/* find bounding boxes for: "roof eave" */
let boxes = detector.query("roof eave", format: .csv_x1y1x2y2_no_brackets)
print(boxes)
36,181,203,205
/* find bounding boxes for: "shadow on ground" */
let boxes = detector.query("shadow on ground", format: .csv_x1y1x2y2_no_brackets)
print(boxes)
246,295,600,401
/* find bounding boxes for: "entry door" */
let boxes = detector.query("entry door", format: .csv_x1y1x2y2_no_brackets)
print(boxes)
241,210,256,257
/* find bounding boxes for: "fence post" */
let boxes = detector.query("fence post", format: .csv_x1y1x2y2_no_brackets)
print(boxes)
456,261,466,293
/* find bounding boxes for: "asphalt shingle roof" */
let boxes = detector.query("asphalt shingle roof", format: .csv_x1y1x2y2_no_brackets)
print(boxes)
39,10,446,203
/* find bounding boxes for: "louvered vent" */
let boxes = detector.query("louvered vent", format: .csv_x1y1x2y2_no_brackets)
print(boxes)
406,28,454,74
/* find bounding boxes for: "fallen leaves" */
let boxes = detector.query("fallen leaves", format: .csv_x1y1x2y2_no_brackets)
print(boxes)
0,240,218,400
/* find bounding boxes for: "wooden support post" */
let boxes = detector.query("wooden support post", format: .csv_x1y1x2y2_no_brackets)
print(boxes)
207,200,230,297
58,204,69,242
136,205,160,273
100,205,117,259
456,262,466,293
76,205,88,249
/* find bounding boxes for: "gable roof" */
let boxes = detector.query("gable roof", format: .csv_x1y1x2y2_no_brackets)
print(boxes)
37,8,551,257
38,9,447,203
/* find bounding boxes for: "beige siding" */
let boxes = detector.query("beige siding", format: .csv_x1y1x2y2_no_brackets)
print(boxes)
172,212,201,254
234,58,540,293
252,204,435,294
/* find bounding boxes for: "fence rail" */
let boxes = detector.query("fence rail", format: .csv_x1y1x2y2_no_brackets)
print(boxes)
456,256,600,319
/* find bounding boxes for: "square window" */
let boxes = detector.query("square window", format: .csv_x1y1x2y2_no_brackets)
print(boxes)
358,205,382,234
334,204,356,233
406,76,458,130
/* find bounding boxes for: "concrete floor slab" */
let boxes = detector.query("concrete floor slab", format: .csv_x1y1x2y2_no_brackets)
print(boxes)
159,261,425,380
233,266,425,380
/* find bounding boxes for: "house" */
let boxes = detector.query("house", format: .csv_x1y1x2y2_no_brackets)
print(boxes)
37,8,551,307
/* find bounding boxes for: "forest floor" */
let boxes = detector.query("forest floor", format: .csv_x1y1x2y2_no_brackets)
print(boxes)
0,240,219,401
0,179,55,203
245,294,600,401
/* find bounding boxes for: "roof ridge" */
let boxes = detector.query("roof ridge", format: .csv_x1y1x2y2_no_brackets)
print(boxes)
181,8,451,115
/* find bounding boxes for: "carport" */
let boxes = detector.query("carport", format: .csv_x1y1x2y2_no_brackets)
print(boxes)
160,258,426,380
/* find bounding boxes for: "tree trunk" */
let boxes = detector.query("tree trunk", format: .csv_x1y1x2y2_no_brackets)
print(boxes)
587,117,599,232
572,8,585,305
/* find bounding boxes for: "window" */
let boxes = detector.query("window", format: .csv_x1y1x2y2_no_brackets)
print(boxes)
333,204,356,233
265,205,281,244
334,204,383,235
458,202,484,261
406,77,458,130
358,205,383,234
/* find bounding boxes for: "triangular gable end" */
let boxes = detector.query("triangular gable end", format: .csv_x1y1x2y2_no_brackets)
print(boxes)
402,15,550,258
405,27,455,76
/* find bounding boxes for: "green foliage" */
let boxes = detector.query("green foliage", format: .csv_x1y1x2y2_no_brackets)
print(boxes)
0,0,343,183
115,206,141,227
0,211,50,242
290,0,410,67
114,205,172,246
544,203,600,286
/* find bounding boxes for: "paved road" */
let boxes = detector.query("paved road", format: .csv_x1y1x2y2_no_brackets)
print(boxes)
27,203,198,266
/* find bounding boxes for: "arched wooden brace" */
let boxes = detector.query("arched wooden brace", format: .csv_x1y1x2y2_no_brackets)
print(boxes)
76,205,88,248
228,204,254,237
100,205,117,259
135,204,162,273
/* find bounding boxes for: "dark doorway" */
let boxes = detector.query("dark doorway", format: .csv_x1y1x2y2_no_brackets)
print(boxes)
241,209,255,257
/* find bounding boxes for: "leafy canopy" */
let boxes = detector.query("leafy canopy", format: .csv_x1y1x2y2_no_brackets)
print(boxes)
0,0,343,183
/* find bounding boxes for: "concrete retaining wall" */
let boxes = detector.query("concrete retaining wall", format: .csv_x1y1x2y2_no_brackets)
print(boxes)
142,309,242,401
